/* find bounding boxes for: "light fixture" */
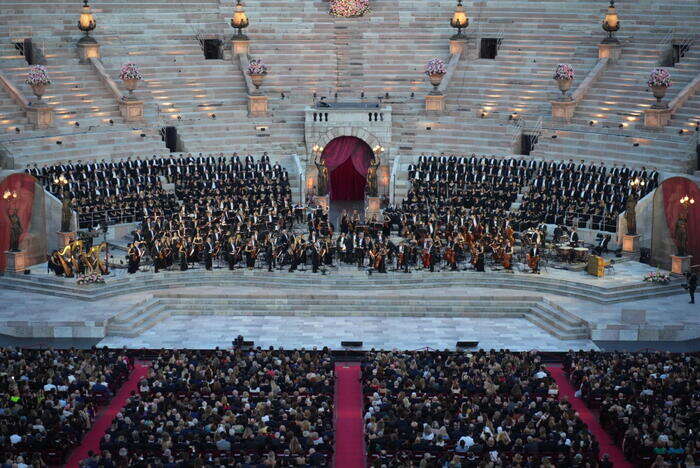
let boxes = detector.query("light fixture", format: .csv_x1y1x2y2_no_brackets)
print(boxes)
450,0,468,40
78,0,96,36
602,0,620,44
373,145,385,154
231,0,249,40
680,195,695,209
2,190,18,200
312,144,324,155
630,177,645,190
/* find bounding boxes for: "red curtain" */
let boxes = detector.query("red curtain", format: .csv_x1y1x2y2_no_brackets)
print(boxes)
661,177,700,261
321,136,373,201
0,173,36,270
329,157,367,201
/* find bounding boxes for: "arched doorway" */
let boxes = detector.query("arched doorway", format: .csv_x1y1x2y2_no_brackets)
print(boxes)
320,136,374,225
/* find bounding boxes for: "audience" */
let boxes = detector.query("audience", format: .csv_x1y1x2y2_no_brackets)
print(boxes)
565,350,699,467
0,347,131,464
91,348,334,467
363,349,599,466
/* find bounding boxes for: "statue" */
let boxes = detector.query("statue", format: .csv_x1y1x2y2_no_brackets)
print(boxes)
8,208,22,252
674,211,688,257
366,155,380,197
61,198,73,233
314,157,328,197
625,194,637,235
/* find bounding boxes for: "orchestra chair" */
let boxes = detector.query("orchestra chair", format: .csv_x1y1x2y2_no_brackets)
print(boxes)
604,259,616,277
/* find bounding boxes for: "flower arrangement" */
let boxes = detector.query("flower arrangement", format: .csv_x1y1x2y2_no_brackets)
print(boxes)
25,65,51,86
643,271,670,284
247,59,268,75
425,58,447,76
76,273,106,285
647,68,671,88
329,0,370,17
119,63,142,81
553,63,575,81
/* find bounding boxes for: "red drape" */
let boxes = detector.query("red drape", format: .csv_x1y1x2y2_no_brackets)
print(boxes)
329,157,367,201
321,136,373,201
0,173,36,270
661,176,700,261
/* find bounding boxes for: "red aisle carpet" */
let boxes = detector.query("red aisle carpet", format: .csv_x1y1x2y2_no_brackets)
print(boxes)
65,363,149,467
334,362,365,468
547,365,632,468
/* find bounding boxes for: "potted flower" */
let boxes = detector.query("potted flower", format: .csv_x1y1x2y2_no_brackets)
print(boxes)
119,63,143,99
425,58,447,94
247,59,268,92
647,68,671,108
329,0,370,17
25,65,51,102
553,64,575,100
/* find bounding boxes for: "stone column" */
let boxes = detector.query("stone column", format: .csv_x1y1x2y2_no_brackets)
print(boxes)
26,105,54,129
247,95,268,117
425,95,445,114
550,100,576,122
77,36,101,64
3,250,29,273
622,234,641,253
598,42,621,62
671,255,691,275
643,108,671,129
231,39,249,57
119,99,144,122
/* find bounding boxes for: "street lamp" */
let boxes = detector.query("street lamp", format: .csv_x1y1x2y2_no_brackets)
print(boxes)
231,0,249,40
602,0,620,44
450,0,469,40
78,0,96,37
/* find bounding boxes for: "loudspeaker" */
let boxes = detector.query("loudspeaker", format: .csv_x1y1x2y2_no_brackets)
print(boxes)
23,38,33,65
456,341,479,348
164,126,177,152
341,341,363,347
639,248,651,265
23,269,30,275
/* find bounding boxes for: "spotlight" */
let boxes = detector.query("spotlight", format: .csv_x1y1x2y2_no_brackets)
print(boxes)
589,120,595,126
56,140,62,145
678,129,684,135
211,113,216,119
410,92,415,98
74,122,80,127
109,119,114,125
633,142,639,147
385,92,389,98
551,135,557,139
481,112,487,118
15,127,20,133
426,125,432,131
618,123,623,128
280,92,285,99
361,91,365,99
140,133,146,137
313,92,317,100
177,115,182,121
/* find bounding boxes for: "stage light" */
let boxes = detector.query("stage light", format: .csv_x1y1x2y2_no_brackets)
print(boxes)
602,0,620,44
450,0,468,39
231,0,249,40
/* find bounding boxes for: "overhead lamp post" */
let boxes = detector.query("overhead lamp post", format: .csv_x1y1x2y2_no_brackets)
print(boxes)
602,0,620,44
450,0,468,40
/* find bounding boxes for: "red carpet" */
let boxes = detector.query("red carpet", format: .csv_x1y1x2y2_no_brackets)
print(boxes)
334,362,365,468
547,365,632,468
65,363,149,467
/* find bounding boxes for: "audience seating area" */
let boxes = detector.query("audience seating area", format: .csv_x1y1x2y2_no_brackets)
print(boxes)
0,347,132,466
88,348,334,467
362,350,600,467
564,351,699,468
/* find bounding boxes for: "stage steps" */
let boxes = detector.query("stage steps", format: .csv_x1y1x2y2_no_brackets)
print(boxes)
105,293,591,340
0,269,683,305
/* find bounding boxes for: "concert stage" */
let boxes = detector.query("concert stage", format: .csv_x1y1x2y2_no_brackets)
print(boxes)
0,258,696,350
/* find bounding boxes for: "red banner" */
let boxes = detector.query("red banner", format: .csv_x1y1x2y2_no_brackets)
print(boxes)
0,173,36,270
661,176,700,262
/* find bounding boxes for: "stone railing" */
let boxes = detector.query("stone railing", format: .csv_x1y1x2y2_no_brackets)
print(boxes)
0,71,53,129
88,57,144,122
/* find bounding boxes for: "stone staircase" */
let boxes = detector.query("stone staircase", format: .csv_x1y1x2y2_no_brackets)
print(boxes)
0,269,683,304
104,292,591,340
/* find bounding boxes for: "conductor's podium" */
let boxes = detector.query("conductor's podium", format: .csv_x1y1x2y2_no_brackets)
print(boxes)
586,255,606,277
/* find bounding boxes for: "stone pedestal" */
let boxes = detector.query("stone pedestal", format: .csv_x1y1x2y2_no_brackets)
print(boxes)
247,95,268,117
77,37,101,64
550,100,577,122
671,255,691,275
449,38,467,56
643,107,671,129
231,39,250,56
365,196,381,217
598,42,621,62
313,195,329,210
57,231,76,248
26,105,54,129
425,94,445,114
622,234,641,253
119,99,144,122
3,250,29,273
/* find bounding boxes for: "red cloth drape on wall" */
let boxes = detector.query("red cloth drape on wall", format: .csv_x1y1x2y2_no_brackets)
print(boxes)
329,157,367,201
321,136,373,201
661,177,700,262
0,173,36,270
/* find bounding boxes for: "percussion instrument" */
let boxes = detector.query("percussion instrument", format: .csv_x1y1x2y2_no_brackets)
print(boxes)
557,244,572,261
574,247,588,262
